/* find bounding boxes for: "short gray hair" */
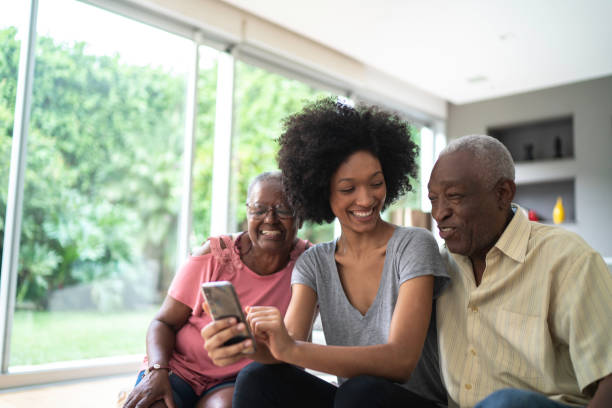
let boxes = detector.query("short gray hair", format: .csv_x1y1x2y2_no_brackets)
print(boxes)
439,134,515,188
246,171,283,198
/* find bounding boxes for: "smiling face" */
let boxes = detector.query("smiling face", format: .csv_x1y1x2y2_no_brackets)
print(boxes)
329,150,386,234
246,178,298,254
427,150,513,261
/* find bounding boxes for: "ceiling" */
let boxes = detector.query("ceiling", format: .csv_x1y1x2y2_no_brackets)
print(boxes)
221,0,612,104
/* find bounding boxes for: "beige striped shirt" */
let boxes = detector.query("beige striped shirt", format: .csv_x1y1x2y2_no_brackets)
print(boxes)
437,205,612,407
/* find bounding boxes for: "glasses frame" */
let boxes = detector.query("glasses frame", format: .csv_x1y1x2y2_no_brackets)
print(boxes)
245,203,295,220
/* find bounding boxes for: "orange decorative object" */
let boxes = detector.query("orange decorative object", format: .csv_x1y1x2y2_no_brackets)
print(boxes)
552,197,565,224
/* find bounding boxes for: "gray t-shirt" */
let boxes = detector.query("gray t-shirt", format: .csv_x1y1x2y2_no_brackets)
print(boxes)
292,226,450,406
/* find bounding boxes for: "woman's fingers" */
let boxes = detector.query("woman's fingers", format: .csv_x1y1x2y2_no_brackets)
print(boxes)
203,321,246,351
201,317,236,342
202,318,255,365
246,307,281,327
245,305,279,315
208,337,253,366
123,373,172,408
250,318,285,341
212,353,248,367
163,391,177,408
250,319,280,335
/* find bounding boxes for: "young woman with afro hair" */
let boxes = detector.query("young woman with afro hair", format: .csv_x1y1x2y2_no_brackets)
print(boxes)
202,97,450,408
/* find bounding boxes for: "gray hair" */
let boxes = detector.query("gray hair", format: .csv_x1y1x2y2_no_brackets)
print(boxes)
246,171,283,198
439,134,515,188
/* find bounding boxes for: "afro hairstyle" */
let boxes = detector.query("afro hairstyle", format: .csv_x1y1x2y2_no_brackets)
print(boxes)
276,97,419,224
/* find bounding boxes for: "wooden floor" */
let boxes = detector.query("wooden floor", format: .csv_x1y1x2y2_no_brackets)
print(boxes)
0,373,135,408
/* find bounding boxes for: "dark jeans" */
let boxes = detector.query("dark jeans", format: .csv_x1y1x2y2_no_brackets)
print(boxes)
135,370,234,408
233,362,440,408
475,389,583,408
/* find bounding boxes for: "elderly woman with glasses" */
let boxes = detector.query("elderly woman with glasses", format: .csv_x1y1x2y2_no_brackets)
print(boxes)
123,171,309,408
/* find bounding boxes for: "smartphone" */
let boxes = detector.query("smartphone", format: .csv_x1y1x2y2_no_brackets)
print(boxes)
201,281,255,351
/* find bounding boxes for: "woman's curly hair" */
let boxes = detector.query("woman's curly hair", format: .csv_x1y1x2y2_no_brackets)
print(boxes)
277,97,419,224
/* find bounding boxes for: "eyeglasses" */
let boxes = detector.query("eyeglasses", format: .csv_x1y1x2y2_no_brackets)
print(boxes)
246,203,295,219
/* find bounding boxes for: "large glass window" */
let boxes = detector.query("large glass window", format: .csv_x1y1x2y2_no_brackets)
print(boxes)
10,0,192,367
0,0,27,282
0,0,436,378
231,61,334,243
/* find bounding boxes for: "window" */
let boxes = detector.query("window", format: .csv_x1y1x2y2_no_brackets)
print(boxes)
230,61,335,243
10,0,192,367
0,0,27,281
381,124,423,222
0,0,441,383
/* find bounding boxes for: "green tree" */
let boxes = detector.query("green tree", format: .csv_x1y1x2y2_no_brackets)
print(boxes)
1,27,189,308
0,27,21,265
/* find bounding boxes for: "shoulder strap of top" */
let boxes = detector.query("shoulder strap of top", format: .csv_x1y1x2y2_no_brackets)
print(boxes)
220,235,234,251
207,236,222,256
208,235,235,259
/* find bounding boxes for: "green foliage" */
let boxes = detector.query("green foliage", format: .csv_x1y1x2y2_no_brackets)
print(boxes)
0,27,20,261
0,26,421,312
1,27,188,309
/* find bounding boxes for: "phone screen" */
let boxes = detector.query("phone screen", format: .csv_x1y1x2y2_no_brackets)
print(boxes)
201,281,255,349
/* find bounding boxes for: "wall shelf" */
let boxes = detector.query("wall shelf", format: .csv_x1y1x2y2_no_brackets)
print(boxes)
514,179,575,223
488,116,573,163
487,116,576,224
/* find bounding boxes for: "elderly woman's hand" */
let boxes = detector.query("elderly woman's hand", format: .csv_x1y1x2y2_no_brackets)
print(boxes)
123,369,176,408
201,302,254,367
246,306,296,361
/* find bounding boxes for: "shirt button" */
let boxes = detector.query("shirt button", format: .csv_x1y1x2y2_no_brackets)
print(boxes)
470,306,478,312
465,384,472,390
470,349,476,356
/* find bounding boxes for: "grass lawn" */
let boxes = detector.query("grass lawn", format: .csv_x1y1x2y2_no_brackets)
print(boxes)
10,308,158,366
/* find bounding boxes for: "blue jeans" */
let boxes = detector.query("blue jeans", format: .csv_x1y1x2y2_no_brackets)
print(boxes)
233,362,440,408
135,370,234,408
475,389,584,408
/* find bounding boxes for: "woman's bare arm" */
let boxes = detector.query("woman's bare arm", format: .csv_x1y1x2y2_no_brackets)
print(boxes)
124,296,191,408
249,276,433,382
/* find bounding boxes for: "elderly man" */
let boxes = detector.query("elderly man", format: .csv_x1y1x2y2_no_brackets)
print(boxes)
428,134,612,408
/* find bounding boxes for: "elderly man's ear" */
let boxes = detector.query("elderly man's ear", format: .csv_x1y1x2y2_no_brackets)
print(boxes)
495,179,516,210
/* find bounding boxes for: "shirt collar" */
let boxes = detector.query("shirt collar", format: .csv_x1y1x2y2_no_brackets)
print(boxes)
493,203,531,263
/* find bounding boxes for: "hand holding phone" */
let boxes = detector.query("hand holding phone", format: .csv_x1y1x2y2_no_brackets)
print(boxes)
201,281,256,352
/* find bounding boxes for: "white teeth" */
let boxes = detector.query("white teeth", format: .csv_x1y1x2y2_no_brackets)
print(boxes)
441,227,452,231
261,230,281,236
352,209,373,217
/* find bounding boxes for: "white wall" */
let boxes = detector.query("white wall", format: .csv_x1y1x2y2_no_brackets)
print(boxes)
447,75,612,257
